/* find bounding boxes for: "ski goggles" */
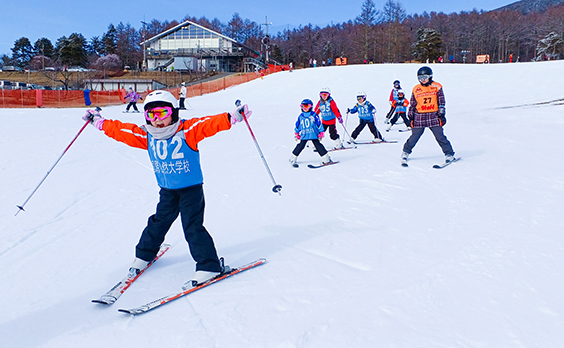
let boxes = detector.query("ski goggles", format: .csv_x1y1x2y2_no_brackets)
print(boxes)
418,74,432,82
145,106,173,122
357,96,366,101
301,103,312,111
320,92,330,98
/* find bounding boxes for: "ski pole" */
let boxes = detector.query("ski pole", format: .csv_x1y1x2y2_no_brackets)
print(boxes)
235,100,282,195
15,107,101,216
339,119,356,148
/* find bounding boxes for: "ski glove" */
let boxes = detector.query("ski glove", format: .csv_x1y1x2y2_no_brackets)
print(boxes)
337,116,343,124
294,133,301,141
230,104,252,125
438,107,446,126
438,106,446,117
318,131,325,140
82,109,105,131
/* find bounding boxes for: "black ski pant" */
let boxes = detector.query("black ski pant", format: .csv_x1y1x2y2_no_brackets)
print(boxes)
292,139,328,157
136,184,221,272
179,97,186,109
351,119,382,139
126,102,139,111
402,126,454,156
390,112,410,126
322,123,340,140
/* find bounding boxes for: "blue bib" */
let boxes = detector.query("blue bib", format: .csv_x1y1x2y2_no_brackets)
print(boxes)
318,101,336,121
147,131,203,189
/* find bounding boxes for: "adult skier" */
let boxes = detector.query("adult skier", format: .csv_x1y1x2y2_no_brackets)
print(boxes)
179,82,187,110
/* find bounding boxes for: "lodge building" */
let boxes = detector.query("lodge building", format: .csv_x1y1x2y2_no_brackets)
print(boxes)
141,20,263,73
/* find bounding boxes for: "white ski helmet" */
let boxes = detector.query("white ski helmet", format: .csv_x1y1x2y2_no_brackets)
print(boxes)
144,90,179,109
397,89,405,97
357,91,367,98
320,87,331,94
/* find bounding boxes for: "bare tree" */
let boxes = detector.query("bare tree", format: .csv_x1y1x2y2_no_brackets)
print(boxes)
356,0,379,62
382,0,407,62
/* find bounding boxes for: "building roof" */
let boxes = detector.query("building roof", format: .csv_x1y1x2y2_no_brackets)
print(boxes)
141,20,242,47
85,79,156,83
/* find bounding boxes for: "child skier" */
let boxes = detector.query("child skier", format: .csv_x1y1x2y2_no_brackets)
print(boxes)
290,99,332,167
386,89,411,132
347,91,383,142
401,66,456,165
124,86,142,112
82,90,252,289
314,87,344,149
385,80,402,123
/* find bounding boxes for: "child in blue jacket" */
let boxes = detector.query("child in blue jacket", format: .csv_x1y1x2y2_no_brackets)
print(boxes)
347,91,383,142
290,99,332,167
387,89,411,131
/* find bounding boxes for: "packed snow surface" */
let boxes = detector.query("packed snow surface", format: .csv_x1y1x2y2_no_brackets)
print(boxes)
1,61,563,348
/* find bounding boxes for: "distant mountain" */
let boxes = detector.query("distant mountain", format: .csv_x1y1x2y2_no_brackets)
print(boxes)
494,0,564,14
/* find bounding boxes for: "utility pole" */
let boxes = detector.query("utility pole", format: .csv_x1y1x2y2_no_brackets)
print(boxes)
261,16,272,64
141,19,147,71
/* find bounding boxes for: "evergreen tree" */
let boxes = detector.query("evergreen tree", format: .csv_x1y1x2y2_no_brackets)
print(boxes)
536,31,564,60
1,54,13,68
11,37,34,68
412,27,443,62
56,33,88,67
89,36,104,56
102,24,118,55
33,38,55,58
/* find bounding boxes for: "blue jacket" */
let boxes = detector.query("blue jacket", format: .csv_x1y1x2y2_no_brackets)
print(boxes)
349,101,376,121
394,97,409,113
294,111,324,140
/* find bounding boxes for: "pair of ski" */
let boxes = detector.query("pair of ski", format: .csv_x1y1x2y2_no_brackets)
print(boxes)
330,139,398,152
292,161,340,169
92,244,266,315
300,139,398,169
401,157,461,168
386,128,411,132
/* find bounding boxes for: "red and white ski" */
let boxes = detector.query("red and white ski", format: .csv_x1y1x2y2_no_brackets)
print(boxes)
118,258,266,315
92,244,171,305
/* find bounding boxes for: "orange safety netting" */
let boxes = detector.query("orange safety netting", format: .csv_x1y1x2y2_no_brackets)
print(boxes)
0,71,277,109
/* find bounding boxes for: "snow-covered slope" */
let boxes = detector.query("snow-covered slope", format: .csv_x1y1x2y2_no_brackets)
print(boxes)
1,61,563,348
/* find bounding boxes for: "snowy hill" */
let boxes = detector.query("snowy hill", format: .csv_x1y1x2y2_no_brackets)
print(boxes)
1,61,564,348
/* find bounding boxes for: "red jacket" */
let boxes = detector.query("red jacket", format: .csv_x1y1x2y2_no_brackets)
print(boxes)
101,113,231,151
314,98,342,125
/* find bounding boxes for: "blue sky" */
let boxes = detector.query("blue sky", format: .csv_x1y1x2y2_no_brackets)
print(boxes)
1,0,511,56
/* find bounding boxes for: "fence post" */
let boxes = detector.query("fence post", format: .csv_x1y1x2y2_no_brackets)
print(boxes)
36,89,43,108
